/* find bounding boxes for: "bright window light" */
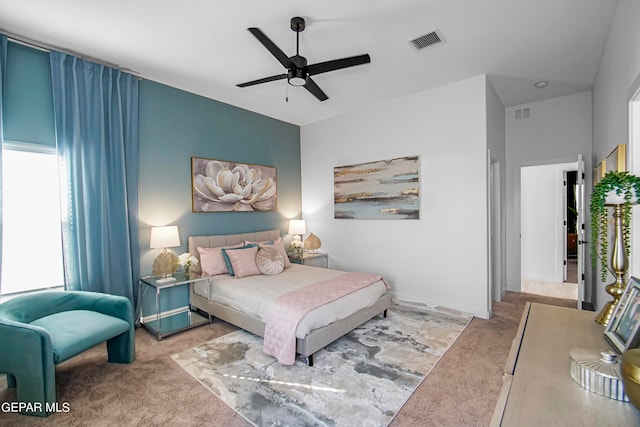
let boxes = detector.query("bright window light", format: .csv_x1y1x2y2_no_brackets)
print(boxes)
1,146,64,295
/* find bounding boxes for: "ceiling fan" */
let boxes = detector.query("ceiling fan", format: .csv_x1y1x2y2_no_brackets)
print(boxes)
236,17,371,101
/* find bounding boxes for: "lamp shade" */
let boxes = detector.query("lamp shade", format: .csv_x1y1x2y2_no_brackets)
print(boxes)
288,219,307,235
150,226,180,249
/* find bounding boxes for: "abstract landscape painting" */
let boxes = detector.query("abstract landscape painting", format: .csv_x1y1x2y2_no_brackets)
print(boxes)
334,155,419,219
192,157,277,212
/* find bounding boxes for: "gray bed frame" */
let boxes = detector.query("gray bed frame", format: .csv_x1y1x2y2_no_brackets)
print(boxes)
188,229,392,366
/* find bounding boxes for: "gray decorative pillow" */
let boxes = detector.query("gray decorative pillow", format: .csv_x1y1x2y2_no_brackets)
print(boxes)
256,247,285,275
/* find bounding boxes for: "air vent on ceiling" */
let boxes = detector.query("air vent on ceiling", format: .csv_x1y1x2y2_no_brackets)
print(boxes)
408,29,446,52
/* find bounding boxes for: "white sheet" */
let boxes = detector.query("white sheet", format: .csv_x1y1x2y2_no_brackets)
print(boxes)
193,264,387,338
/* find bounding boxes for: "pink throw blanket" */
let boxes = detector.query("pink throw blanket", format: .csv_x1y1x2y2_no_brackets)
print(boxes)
263,272,389,365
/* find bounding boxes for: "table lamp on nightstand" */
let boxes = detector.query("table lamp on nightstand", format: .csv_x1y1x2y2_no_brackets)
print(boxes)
150,225,180,283
288,219,306,258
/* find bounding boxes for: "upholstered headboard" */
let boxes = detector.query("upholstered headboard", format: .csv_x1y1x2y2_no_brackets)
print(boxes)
188,229,281,275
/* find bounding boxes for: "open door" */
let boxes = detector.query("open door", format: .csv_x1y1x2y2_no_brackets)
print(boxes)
577,154,586,310
490,161,502,303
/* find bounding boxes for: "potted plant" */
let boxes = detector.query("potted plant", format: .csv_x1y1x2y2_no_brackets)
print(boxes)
590,171,640,281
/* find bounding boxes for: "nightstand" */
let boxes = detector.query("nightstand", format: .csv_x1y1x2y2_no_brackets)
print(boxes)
289,252,328,268
139,273,211,340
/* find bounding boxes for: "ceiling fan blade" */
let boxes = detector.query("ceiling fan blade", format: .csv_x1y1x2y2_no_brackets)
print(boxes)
307,54,371,76
303,77,329,101
248,28,293,69
237,74,287,88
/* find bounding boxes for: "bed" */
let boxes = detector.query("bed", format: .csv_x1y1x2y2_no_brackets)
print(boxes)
188,229,392,366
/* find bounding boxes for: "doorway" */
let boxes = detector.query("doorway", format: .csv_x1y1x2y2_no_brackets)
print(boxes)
565,170,578,285
520,162,579,300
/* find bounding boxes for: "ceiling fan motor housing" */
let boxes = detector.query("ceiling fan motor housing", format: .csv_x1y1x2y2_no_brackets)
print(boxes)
288,54,308,86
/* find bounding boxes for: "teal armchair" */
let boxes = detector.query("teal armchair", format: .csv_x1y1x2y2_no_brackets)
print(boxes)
0,291,135,417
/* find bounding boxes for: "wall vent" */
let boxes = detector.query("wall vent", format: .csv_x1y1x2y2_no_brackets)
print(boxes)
408,29,446,52
515,107,531,119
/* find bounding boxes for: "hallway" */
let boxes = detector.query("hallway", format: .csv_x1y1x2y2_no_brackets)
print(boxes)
521,259,578,300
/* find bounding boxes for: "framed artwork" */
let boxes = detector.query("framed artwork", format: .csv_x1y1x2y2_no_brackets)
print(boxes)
334,155,419,220
191,157,277,212
605,276,640,353
594,160,606,185
594,144,626,185
605,144,627,174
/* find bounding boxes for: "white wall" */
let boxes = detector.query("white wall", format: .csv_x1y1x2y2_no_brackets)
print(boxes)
505,91,593,294
301,75,491,318
521,162,577,283
592,0,640,310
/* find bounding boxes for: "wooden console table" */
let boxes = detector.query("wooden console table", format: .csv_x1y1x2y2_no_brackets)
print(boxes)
491,302,640,426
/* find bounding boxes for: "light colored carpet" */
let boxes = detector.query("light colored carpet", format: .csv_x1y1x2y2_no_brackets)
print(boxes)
0,291,576,426
172,303,471,426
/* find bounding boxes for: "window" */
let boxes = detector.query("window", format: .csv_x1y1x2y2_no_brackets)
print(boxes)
1,143,64,295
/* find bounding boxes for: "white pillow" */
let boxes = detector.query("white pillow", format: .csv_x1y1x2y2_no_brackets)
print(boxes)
256,247,285,275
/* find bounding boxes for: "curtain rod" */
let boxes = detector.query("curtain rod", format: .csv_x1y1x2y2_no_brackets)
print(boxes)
2,29,142,78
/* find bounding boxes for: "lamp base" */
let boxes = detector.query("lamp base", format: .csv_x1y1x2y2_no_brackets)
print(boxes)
152,249,179,277
291,235,303,258
595,300,618,327
595,281,627,327
595,204,629,328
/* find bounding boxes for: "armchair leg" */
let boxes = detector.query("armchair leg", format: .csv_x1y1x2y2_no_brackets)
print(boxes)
106,330,135,363
14,368,56,417
7,373,16,388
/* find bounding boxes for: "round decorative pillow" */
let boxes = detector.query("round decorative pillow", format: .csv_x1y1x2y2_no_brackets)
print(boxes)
256,247,285,275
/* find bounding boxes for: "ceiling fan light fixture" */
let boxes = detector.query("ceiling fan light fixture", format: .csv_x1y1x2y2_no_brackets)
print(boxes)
288,69,307,86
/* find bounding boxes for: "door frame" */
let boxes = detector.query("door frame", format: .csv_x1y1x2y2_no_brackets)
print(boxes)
520,161,579,295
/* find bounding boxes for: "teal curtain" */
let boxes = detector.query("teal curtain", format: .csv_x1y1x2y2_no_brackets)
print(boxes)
0,35,6,295
49,51,139,310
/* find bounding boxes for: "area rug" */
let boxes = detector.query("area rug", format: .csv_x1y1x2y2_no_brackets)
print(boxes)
171,303,471,427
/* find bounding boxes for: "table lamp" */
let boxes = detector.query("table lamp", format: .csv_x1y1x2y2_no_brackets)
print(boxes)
150,225,180,282
288,219,306,258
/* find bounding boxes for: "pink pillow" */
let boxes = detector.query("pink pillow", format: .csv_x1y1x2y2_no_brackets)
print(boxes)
197,244,242,276
226,245,261,278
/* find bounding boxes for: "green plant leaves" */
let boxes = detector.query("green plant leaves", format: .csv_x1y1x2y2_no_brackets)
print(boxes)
590,171,640,281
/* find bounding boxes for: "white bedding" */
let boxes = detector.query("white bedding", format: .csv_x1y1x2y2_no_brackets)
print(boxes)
193,264,387,339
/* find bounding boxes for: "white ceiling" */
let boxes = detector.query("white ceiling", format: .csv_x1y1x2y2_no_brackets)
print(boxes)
0,0,618,126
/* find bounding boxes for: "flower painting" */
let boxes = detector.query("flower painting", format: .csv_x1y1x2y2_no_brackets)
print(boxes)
191,157,277,212
334,156,419,220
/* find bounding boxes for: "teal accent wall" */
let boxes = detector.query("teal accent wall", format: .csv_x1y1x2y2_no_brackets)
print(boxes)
138,80,301,274
3,41,302,308
4,43,55,145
